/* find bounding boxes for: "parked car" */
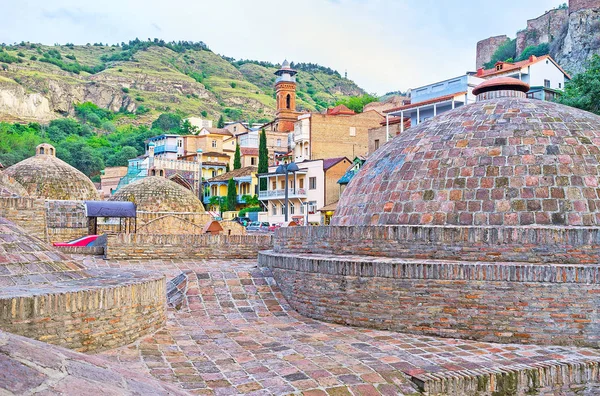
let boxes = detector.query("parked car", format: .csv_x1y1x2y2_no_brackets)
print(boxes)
268,223,282,232
52,235,99,247
246,222,270,232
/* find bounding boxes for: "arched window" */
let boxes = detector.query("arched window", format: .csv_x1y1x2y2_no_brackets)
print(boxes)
286,94,291,109
49,148,54,155
39,147,45,155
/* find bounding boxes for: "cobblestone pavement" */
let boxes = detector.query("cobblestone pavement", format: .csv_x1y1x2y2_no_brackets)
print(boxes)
80,257,600,395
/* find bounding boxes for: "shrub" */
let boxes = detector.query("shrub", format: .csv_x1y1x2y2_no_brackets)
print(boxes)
17,52,24,57
230,82,237,88
30,55,37,61
136,105,150,115
239,206,262,217
121,87,129,93
135,96,144,102
65,54,76,60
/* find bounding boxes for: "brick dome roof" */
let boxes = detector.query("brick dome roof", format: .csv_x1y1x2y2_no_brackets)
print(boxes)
110,176,205,213
4,144,99,201
0,170,28,197
0,217,89,286
333,97,600,227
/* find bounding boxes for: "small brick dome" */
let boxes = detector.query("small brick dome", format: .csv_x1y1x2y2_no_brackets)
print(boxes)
0,170,28,197
110,176,205,213
334,95,600,227
4,144,99,201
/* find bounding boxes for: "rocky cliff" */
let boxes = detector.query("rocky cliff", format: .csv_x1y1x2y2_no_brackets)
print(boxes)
551,5,600,74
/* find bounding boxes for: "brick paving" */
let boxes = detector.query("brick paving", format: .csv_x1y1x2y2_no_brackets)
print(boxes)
79,257,600,395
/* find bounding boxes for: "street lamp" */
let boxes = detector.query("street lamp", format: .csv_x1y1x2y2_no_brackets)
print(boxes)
196,148,203,200
276,162,299,222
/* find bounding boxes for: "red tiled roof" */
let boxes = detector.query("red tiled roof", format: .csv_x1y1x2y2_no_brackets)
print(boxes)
241,147,259,156
384,92,467,113
323,157,349,170
326,104,356,116
477,55,571,79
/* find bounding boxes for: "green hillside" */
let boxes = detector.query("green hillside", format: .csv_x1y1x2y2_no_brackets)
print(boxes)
0,39,365,125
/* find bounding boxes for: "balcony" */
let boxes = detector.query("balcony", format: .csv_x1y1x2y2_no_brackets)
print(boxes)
259,188,307,200
153,145,178,155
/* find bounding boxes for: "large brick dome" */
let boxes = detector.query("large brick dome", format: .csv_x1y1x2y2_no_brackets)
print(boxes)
4,144,99,201
110,176,205,213
334,89,600,227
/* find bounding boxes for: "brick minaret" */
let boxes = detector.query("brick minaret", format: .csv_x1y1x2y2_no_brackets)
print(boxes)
274,60,300,132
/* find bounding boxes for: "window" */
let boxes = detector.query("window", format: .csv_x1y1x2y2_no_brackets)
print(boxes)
177,140,182,147
277,139,281,147
309,177,317,190
299,178,304,189
300,204,305,214
544,79,551,88
272,204,277,215
308,201,317,214
280,180,285,189
286,94,291,109
212,140,217,148
251,157,256,165
305,146,309,155
290,202,295,215
234,126,237,132
211,170,216,177
559,82,562,89
349,127,356,137
374,139,380,150
272,181,276,190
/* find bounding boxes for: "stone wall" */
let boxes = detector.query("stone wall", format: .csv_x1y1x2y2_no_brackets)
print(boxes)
476,35,508,69
0,269,166,352
273,225,600,264
516,8,568,58
45,200,88,242
260,250,600,347
0,197,47,240
106,233,272,260
569,0,600,13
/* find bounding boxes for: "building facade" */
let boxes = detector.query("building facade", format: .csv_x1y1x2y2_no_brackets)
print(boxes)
258,157,351,225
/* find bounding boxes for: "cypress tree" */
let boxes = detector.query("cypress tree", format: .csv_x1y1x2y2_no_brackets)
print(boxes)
217,114,225,128
258,128,269,190
227,178,237,212
233,144,241,169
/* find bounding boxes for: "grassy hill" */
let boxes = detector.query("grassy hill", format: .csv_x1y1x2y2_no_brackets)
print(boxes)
0,40,365,125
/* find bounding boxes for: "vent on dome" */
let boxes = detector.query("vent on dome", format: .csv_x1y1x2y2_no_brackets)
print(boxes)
473,77,530,101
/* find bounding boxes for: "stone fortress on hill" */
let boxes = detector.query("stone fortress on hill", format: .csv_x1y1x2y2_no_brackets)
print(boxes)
476,0,600,72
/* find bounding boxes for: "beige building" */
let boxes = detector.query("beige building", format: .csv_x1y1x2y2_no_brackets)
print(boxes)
292,105,385,163
100,166,128,198
367,117,411,156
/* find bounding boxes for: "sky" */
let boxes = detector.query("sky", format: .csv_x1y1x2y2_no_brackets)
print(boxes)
1,0,561,95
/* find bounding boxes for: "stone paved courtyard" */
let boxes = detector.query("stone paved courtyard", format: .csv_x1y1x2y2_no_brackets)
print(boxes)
78,257,600,395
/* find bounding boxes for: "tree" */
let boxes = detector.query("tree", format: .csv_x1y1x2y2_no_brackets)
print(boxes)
55,137,104,177
226,163,230,172
226,178,237,212
180,119,199,134
217,114,225,128
208,196,227,214
558,54,600,115
233,144,241,169
241,194,260,206
151,113,182,132
516,43,550,62
334,94,378,113
258,129,269,191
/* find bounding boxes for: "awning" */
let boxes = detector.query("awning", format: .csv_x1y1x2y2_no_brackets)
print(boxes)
84,201,137,218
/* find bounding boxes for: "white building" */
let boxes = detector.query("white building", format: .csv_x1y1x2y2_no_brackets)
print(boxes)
476,54,571,101
186,117,213,129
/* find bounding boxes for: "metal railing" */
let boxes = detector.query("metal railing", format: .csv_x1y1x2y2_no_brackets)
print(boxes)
258,188,307,199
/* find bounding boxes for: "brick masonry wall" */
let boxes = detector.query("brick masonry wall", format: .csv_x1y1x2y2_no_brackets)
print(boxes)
0,270,166,352
476,35,508,69
0,197,47,240
274,225,600,264
106,233,273,260
260,251,600,347
310,111,385,161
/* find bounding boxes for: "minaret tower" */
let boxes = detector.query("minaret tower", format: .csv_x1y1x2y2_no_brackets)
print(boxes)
274,60,299,132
